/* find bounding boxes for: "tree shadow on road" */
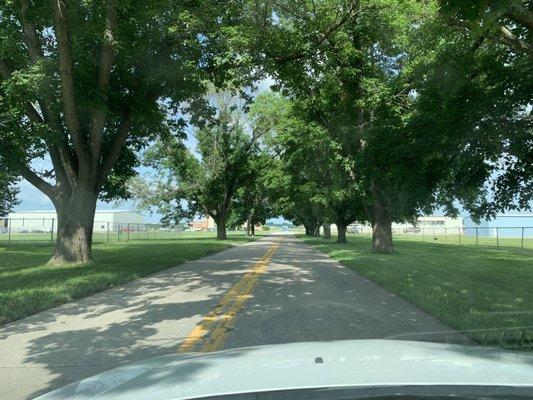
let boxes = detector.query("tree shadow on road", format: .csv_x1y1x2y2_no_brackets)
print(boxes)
0,240,273,400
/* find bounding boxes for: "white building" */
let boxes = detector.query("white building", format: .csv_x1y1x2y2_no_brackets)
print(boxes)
328,215,464,235
391,216,464,231
6,210,145,233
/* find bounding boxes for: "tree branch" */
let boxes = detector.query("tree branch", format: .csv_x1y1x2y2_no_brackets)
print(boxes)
90,0,118,166
96,110,133,189
245,122,269,152
271,0,361,64
0,62,45,124
1,57,77,190
18,0,45,62
13,3,77,187
505,2,533,31
17,163,56,200
52,0,89,166
39,105,78,188
24,102,44,123
500,25,533,58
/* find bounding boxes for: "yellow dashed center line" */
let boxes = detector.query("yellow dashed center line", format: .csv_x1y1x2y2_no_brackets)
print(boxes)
178,239,281,353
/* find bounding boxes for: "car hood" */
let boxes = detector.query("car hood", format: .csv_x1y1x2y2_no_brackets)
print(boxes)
35,339,533,400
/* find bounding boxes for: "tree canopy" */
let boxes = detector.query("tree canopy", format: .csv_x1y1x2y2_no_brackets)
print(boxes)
0,0,249,261
249,0,531,252
130,90,283,240
0,159,19,217
1,0,530,259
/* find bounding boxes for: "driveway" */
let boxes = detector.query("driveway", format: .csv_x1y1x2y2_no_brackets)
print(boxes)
0,234,470,400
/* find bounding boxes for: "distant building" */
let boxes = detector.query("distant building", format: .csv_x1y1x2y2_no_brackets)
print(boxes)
240,222,263,231
463,214,533,237
6,210,144,232
188,216,216,231
336,215,464,235
391,216,463,231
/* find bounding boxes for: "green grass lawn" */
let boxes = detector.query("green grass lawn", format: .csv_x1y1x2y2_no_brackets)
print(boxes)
300,235,533,351
0,232,255,326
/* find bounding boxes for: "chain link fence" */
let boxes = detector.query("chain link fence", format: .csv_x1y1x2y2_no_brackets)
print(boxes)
348,226,533,252
0,217,187,246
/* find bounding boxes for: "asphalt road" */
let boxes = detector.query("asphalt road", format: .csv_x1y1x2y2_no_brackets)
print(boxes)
0,234,470,400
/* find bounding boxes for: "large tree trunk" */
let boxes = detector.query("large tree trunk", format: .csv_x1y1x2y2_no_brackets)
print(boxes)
216,214,227,240
371,201,394,254
304,224,313,236
250,223,255,236
323,224,331,239
336,223,347,244
314,226,320,237
49,190,97,264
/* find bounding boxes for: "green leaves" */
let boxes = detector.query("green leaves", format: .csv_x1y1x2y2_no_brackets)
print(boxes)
0,0,257,213
0,156,19,216
131,90,279,225
409,1,533,216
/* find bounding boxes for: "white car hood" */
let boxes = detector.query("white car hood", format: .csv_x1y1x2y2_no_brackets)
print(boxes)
35,339,533,399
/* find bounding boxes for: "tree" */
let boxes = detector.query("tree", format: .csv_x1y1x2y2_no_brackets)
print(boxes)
0,0,246,263
253,0,442,251
353,0,532,251
426,0,533,218
252,0,531,253
278,117,362,243
262,155,318,236
322,224,332,239
228,153,273,236
132,91,280,240
258,97,322,237
261,92,363,243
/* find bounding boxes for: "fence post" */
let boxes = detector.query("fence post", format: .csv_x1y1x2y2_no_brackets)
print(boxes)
521,227,524,252
51,218,55,246
458,227,461,245
496,227,499,248
127,223,130,241
107,222,110,243
8,218,11,246
118,224,120,241
476,227,478,245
